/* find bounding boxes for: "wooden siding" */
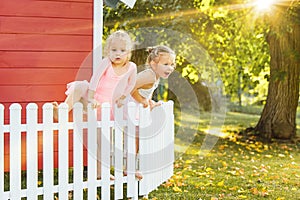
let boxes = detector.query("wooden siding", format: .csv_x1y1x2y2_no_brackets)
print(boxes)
0,0,94,170
0,0,94,123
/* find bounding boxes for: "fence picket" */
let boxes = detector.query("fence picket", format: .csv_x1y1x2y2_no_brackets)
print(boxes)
114,105,124,200
9,103,22,200
0,104,4,199
26,103,39,200
165,102,174,180
101,102,111,200
58,103,69,199
127,102,138,199
138,104,150,195
73,103,84,200
42,103,55,199
87,104,97,200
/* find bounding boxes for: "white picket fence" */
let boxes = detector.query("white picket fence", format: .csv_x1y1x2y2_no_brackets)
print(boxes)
0,101,174,200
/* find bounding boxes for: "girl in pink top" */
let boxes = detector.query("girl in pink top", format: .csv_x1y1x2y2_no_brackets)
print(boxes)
53,30,137,120
52,30,136,180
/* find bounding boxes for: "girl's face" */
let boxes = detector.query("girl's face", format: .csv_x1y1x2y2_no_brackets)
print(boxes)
109,38,130,67
152,53,176,79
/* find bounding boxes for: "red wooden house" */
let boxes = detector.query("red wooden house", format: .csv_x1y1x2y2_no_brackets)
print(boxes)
0,0,94,115
0,0,95,172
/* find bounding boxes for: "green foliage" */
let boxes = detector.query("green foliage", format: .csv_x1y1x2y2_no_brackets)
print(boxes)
103,0,272,105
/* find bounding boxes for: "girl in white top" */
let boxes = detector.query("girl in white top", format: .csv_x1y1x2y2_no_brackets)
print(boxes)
131,45,176,109
129,45,176,180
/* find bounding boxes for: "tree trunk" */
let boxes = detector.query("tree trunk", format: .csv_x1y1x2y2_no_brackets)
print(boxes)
255,7,300,140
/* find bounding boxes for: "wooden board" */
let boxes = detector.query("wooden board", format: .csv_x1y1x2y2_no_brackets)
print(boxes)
0,16,93,35
0,34,92,51
0,51,92,68
0,68,92,85
0,0,93,19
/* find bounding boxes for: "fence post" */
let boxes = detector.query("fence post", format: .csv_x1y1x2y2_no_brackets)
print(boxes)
9,103,22,200
138,101,175,196
26,103,38,200
162,101,174,182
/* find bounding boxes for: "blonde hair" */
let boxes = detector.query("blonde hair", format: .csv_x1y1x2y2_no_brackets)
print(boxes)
146,45,176,64
103,30,133,57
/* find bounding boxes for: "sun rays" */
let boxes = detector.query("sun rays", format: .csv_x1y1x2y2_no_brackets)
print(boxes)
104,0,297,30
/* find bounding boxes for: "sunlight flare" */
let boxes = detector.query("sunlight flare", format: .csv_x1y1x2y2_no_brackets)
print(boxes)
254,0,276,11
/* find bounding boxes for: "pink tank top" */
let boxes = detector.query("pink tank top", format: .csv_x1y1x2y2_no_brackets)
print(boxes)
94,65,124,105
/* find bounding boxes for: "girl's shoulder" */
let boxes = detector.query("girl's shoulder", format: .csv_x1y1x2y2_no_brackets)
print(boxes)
128,61,137,70
138,68,152,75
137,68,156,83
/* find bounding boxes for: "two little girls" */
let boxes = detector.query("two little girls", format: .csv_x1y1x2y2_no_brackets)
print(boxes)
54,30,176,180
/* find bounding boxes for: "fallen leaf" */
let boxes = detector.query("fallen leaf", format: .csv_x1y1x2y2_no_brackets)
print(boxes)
229,186,238,191
217,180,224,187
172,186,182,192
250,187,259,195
291,187,297,191
206,167,213,172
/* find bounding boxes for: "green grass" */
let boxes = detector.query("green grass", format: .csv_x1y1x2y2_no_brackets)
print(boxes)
148,105,300,200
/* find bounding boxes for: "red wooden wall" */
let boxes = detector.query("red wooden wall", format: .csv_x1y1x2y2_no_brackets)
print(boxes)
0,0,94,171
0,0,93,116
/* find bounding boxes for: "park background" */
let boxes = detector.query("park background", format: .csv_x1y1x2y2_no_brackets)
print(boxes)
0,0,299,199
102,0,300,199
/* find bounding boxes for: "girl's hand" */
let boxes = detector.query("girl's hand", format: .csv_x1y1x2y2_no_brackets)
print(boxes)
116,98,124,108
149,100,161,110
88,98,100,109
115,95,126,108
141,99,149,108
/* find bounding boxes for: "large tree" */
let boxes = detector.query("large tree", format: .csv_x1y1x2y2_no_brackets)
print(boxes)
254,1,300,140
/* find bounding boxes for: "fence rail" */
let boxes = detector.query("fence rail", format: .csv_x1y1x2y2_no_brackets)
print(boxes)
0,101,174,199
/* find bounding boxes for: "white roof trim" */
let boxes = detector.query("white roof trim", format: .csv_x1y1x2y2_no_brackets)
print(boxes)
93,0,103,73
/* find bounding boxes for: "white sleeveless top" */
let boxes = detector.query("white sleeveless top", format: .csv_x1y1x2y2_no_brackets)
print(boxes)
138,69,160,100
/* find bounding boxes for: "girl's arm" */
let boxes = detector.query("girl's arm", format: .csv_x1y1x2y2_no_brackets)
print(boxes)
89,57,110,91
87,89,100,108
122,63,137,97
131,90,148,107
130,70,156,107
88,58,110,108
115,63,137,107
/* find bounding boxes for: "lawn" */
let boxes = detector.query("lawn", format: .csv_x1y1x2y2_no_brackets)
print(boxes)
147,105,300,200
